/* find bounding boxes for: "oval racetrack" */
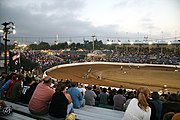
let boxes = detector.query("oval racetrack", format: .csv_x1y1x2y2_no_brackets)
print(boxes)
47,62,180,92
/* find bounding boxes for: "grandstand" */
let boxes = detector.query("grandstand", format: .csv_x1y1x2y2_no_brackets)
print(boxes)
110,42,180,65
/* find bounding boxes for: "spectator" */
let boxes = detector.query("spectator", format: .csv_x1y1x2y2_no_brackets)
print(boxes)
7,74,24,103
0,73,16,98
49,84,73,119
77,83,86,98
5,73,19,99
113,89,126,111
67,82,85,108
85,85,97,106
150,91,162,120
124,92,135,111
99,88,109,105
28,76,55,115
122,87,151,120
108,88,116,106
161,93,180,119
21,77,41,104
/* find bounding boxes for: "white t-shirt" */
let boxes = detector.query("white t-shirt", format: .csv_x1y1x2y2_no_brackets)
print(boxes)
122,98,151,120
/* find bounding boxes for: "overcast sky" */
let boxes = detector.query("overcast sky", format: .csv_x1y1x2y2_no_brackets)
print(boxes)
0,0,180,44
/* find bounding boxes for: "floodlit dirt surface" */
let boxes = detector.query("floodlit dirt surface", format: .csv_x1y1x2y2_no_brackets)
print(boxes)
47,64,180,92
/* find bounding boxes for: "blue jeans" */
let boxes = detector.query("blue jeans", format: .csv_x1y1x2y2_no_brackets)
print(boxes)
67,103,74,114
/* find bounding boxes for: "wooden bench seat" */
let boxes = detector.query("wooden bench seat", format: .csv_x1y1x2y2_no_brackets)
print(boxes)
74,106,124,120
4,101,124,120
4,101,51,120
0,112,37,120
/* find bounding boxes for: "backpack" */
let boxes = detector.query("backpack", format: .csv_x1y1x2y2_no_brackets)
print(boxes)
0,106,13,116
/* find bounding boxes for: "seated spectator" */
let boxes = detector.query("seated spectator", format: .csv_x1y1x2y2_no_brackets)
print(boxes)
161,93,180,119
21,77,41,104
0,73,16,98
28,76,55,115
124,92,135,111
108,88,116,106
113,89,126,111
99,88,109,105
85,85,97,106
7,74,24,103
150,91,162,120
67,82,85,108
122,87,151,120
5,73,19,99
49,84,73,118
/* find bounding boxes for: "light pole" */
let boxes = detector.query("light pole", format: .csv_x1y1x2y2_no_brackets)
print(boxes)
1,22,16,73
92,33,96,51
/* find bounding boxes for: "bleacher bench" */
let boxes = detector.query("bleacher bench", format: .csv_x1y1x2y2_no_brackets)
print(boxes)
4,101,124,120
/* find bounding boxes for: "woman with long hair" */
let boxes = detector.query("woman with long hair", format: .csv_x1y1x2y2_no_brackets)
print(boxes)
49,84,73,119
122,87,151,120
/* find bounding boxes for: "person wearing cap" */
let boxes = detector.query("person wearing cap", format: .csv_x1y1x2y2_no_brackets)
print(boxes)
28,76,55,115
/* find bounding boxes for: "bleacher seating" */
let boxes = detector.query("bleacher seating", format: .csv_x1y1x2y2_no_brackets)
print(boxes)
0,112,37,120
2,101,124,120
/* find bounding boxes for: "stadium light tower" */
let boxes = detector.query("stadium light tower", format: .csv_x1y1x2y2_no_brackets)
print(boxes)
92,33,96,51
1,22,16,73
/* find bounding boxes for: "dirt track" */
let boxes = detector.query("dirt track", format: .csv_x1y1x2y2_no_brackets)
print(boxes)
47,64,180,92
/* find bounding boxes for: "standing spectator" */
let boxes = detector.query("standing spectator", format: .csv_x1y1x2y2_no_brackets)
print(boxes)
49,84,73,119
28,76,55,115
113,89,126,111
67,82,85,108
85,85,97,106
122,87,151,120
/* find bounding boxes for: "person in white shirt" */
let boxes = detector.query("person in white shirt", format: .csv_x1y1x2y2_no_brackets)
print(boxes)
122,87,151,120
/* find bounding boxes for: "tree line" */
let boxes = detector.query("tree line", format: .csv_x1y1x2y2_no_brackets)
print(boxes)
1,39,116,50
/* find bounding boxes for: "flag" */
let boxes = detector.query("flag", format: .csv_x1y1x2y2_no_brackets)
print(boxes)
9,51,21,71
12,54,20,60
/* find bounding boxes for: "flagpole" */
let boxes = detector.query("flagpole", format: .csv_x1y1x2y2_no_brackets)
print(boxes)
18,52,21,73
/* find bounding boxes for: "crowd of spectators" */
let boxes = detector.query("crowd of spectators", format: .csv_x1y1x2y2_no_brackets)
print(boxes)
111,47,180,65
0,70,180,119
11,48,179,74
21,50,64,70
1,48,180,119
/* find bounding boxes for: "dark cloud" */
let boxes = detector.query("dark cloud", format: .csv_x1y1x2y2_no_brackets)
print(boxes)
0,0,120,44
